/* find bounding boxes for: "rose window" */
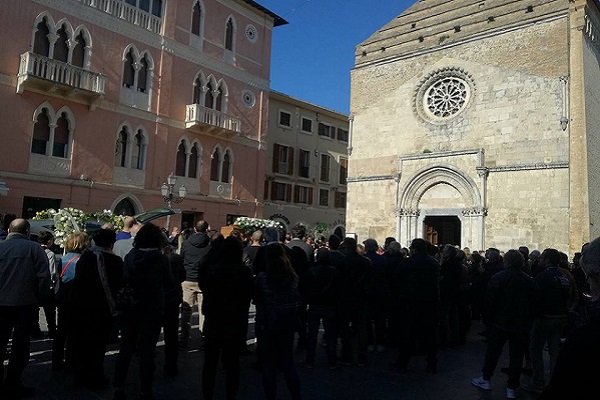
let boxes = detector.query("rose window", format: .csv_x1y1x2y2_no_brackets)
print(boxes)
424,77,469,118
414,68,474,124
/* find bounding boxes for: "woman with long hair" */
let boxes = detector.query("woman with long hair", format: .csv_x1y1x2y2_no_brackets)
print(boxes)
113,223,169,400
254,243,302,400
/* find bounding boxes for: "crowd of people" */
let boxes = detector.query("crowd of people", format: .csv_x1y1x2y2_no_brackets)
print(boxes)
1,213,599,400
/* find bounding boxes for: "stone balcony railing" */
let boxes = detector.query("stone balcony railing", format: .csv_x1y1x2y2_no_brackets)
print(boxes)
17,52,106,105
185,104,242,137
76,0,162,34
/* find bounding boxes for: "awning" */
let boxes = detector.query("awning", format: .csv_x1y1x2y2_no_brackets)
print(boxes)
0,181,8,196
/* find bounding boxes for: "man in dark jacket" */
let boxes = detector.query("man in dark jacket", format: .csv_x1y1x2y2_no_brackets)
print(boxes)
338,237,373,366
179,220,211,348
390,238,440,372
0,219,50,398
471,249,535,399
303,248,341,369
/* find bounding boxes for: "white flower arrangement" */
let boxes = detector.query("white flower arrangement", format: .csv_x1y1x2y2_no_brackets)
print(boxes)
233,216,283,234
33,207,125,247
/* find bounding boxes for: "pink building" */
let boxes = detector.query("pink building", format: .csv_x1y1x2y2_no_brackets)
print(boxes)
0,0,285,228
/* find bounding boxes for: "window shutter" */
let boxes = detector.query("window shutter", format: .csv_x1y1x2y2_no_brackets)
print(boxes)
308,187,313,205
286,184,292,202
272,144,280,173
288,147,294,175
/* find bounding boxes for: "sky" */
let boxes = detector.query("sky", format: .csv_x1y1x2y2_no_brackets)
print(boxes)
258,0,415,114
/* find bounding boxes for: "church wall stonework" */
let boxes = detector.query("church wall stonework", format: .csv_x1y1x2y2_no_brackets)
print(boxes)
583,35,600,239
348,14,575,251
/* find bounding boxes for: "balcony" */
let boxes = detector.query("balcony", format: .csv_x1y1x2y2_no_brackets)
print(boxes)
17,52,106,106
77,0,162,34
185,104,242,137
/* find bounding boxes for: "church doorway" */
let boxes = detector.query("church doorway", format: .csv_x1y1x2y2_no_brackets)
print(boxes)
424,215,461,247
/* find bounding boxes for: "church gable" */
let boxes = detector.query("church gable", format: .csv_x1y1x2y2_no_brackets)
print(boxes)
355,0,567,68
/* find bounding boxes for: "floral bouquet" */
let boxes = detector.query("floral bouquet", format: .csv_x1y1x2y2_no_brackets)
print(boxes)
233,216,283,235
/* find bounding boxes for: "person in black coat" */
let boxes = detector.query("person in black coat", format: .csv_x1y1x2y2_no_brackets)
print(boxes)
302,248,340,369
113,224,170,400
471,250,535,398
200,236,254,400
338,237,373,366
390,239,440,372
69,228,123,390
163,245,186,378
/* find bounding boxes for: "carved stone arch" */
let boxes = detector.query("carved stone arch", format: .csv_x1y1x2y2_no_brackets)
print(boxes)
139,50,155,71
211,144,223,158
33,11,55,33
55,18,75,38
223,146,234,162
31,12,54,55
133,124,149,143
122,44,141,62
206,75,219,90
110,193,143,215
190,139,203,157
33,101,56,121
224,14,237,50
74,25,93,47
176,135,192,153
54,106,76,130
217,79,229,96
116,121,134,139
190,0,206,31
400,164,481,210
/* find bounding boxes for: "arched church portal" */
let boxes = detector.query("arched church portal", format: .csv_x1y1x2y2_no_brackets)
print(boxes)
397,164,485,250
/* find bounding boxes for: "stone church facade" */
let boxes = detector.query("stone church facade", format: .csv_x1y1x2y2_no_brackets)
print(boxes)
347,0,600,255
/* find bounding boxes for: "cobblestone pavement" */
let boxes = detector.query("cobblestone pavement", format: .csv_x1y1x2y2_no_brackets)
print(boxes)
14,309,546,400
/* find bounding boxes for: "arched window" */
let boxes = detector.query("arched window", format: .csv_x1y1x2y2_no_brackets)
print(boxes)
54,26,69,63
53,113,69,158
72,32,86,68
33,18,50,57
131,130,145,170
175,141,187,176
137,55,148,92
205,81,215,109
189,143,199,178
210,148,220,181
193,76,203,104
115,127,129,167
221,150,231,183
191,1,202,36
32,108,50,155
123,49,135,88
225,18,234,51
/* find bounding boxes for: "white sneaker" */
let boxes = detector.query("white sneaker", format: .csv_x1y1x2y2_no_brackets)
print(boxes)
506,387,517,399
471,376,492,390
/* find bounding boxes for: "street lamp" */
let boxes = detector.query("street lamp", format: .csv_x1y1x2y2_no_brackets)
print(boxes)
160,173,186,229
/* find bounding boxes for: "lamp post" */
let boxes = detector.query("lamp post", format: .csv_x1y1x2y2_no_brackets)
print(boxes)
160,173,186,230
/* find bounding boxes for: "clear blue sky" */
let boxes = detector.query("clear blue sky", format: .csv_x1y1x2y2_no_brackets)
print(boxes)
259,0,415,114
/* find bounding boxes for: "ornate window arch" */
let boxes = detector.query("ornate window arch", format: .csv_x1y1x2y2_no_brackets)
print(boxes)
191,0,205,37
210,146,222,181
221,148,233,183
192,70,207,104
131,126,148,170
32,14,53,57
114,123,133,167
216,79,229,113
188,140,201,179
225,16,236,52
31,103,76,159
72,26,92,68
120,45,154,108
